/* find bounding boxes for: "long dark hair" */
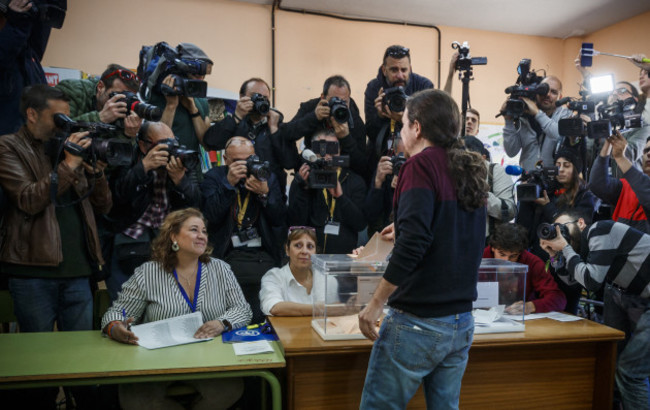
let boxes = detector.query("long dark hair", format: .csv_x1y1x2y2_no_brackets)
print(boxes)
555,156,586,209
405,90,488,211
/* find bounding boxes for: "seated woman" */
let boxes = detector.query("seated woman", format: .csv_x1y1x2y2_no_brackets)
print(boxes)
101,208,252,410
259,226,338,316
483,223,567,315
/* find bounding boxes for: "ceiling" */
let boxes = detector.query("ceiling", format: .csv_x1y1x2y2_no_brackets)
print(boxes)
240,0,650,39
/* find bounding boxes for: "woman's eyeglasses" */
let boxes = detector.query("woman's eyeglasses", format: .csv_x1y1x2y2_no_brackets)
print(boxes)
288,226,316,235
101,69,140,83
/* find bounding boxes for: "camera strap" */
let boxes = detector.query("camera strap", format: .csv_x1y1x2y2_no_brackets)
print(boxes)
321,169,342,221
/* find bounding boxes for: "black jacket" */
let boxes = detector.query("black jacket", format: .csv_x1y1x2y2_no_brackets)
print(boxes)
108,148,201,233
288,167,367,254
200,165,286,264
285,97,367,178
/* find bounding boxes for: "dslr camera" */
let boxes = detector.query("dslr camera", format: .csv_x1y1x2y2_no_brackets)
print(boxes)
537,222,570,241
250,93,270,116
328,97,350,124
516,164,558,202
53,114,133,167
501,59,549,121
156,138,201,171
108,91,162,122
389,152,407,177
383,86,408,113
245,155,271,181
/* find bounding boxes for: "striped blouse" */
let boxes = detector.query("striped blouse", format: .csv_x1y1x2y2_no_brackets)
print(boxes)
101,258,252,329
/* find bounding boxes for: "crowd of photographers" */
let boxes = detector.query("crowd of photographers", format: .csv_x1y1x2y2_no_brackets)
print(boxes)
1,13,650,405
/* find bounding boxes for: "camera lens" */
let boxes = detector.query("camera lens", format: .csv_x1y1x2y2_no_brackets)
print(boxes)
536,223,556,240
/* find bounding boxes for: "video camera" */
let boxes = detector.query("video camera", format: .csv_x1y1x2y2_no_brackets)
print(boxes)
53,114,133,167
501,59,549,120
245,155,271,181
587,98,643,139
537,222,570,241
0,0,67,29
155,138,201,171
328,97,351,124
505,164,558,202
301,149,350,189
557,98,595,138
452,41,487,71
108,91,162,123
383,86,408,113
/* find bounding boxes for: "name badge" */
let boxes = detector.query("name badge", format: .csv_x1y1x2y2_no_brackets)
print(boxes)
324,221,340,236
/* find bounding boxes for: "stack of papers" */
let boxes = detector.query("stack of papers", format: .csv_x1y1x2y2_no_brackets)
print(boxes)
131,312,212,350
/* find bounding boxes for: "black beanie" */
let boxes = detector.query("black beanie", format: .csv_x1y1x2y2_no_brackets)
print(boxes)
554,148,582,172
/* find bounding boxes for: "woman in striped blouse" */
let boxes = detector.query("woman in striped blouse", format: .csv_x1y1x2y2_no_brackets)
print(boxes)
101,207,251,409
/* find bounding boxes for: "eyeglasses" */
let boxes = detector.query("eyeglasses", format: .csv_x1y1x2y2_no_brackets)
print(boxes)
101,69,140,83
288,226,316,235
612,87,632,96
384,46,410,60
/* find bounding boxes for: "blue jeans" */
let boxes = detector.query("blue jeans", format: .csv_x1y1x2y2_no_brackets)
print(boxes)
8,277,93,332
604,284,650,410
360,309,474,410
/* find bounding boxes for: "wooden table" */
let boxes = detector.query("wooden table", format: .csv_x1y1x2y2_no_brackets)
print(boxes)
268,316,624,409
0,331,285,410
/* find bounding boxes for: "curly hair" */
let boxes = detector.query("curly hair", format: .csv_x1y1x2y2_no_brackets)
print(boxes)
406,89,488,211
150,208,213,273
488,223,529,254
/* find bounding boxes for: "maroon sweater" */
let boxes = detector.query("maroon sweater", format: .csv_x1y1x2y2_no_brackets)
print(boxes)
483,247,567,313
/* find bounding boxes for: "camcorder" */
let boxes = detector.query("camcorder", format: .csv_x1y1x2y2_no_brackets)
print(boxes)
537,222,570,241
251,93,270,116
557,99,595,138
505,163,558,202
108,91,162,123
501,59,549,121
138,42,209,99
245,155,271,181
389,152,406,178
328,97,351,124
383,86,408,113
52,114,133,167
452,41,487,71
156,138,201,171
301,145,350,189
587,98,643,139
0,0,67,29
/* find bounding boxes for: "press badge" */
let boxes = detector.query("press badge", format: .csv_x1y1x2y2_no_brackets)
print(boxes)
324,221,340,236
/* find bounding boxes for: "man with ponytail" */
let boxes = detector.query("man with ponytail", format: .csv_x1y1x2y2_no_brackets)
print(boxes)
359,89,488,409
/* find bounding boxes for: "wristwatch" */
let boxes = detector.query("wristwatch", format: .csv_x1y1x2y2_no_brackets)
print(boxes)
221,319,232,332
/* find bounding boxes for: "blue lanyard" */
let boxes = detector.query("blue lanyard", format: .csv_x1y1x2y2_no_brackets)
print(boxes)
173,261,202,312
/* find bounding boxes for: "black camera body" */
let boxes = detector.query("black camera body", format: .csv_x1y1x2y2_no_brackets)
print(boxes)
108,91,162,122
245,155,271,181
502,59,548,120
516,166,558,202
237,226,260,243
558,100,596,138
53,114,133,167
597,98,643,133
157,138,200,171
453,41,487,71
537,222,570,241
307,156,350,189
251,93,270,116
328,97,350,124
389,152,406,177
161,74,207,99
383,86,408,113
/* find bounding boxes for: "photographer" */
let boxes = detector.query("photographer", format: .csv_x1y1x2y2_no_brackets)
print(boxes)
589,133,650,233
285,75,367,179
502,75,573,171
0,85,111,408
105,121,201,301
288,129,367,254
203,77,298,196
364,45,433,180
201,137,286,323
56,63,142,139
540,210,650,410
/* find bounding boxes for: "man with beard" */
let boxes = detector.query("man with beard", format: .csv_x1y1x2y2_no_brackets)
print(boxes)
363,45,433,180
501,75,573,171
540,209,650,410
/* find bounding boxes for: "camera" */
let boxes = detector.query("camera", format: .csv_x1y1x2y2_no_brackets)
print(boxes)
237,227,260,243
156,138,201,171
558,99,595,138
251,93,270,116
537,222,570,241
245,155,271,181
452,41,487,71
161,74,207,99
53,114,133,167
328,97,350,124
597,98,642,133
108,91,162,122
383,86,408,113
501,59,549,120
516,165,558,202
389,152,406,177
302,152,350,189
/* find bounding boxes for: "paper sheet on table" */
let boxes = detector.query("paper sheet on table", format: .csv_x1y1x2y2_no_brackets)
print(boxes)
232,340,274,355
501,311,583,322
131,311,213,349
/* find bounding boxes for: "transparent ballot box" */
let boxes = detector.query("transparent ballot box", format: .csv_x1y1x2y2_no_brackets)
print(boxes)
311,254,389,340
473,258,528,334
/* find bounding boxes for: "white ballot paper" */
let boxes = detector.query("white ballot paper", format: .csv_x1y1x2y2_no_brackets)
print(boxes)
232,340,275,356
131,311,213,349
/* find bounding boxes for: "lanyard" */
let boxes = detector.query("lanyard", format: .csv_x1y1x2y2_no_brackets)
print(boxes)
236,190,251,228
173,261,202,313
321,169,341,220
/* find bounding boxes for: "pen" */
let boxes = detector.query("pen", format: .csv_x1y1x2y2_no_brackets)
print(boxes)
122,309,131,330
246,324,260,330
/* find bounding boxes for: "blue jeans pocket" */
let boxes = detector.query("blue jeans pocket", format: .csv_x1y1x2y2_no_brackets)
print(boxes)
392,323,444,372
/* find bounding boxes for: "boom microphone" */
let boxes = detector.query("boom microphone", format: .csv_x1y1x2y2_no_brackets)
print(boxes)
301,149,317,163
